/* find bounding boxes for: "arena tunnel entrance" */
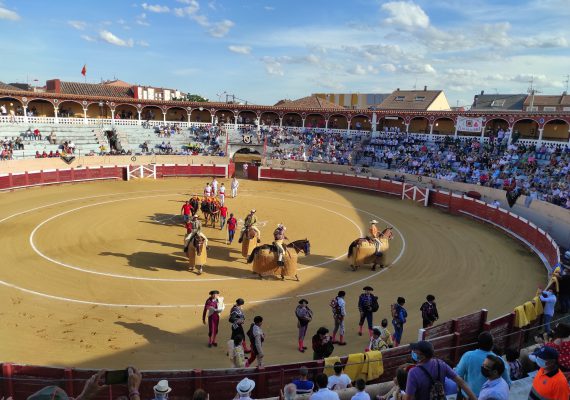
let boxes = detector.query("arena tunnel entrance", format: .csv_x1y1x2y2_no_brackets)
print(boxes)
232,148,261,178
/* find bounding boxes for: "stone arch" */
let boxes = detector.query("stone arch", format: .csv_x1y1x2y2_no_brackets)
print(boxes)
306,113,325,129
512,118,539,139
409,116,429,134
58,100,84,118
237,110,257,125
85,101,112,118
543,119,570,141
432,117,455,135
140,105,163,121
166,106,187,122
115,103,138,120
260,111,279,126
483,117,510,136
282,112,303,128
214,109,235,124
378,116,405,132
350,114,370,131
328,113,348,129
0,96,24,116
190,108,211,123
27,98,55,117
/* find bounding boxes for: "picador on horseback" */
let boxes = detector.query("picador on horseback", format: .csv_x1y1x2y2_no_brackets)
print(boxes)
238,209,261,244
273,224,288,267
368,219,382,256
184,215,208,252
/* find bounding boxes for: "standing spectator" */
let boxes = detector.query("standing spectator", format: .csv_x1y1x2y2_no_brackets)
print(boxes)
219,203,228,230
540,289,557,338
231,176,240,198
311,373,340,400
406,341,476,400
152,380,171,400
235,378,256,400
358,286,378,338
227,334,246,368
419,295,439,329
455,332,511,397
192,389,209,400
247,315,265,367
529,346,569,400
312,327,334,360
0,104,6,115
351,379,370,400
181,201,192,223
243,163,249,177
331,290,347,345
292,366,315,395
202,290,224,348
391,297,407,347
295,299,313,352
229,298,251,353
227,213,238,244
478,354,509,400
327,362,352,390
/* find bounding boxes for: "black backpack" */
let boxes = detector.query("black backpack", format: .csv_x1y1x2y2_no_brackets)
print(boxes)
417,361,446,400
371,295,379,313
246,323,255,343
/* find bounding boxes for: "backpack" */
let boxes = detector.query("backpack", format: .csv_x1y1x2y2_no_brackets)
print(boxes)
417,361,446,400
371,296,379,313
391,303,399,319
330,297,341,316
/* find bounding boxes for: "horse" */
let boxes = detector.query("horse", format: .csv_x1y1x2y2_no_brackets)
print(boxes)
186,235,208,275
241,227,260,258
347,227,394,271
189,196,200,216
247,239,311,281
208,201,220,228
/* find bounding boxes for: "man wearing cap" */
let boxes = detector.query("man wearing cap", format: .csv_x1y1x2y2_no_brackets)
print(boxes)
235,377,256,400
239,209,261,243
368,220,382,256
455,332,511,397
273,224,288,267
184,215,208,251
202,290,224,348
358,286,378,337
529,346,569,400
405,340,477,400
229,298,251,353
295,299,313,352
152,380,172,400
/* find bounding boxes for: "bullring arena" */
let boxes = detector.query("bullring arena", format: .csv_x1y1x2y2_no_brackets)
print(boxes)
0,155,561,397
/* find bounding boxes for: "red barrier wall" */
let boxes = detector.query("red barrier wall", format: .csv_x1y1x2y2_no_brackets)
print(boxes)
155,164,227,178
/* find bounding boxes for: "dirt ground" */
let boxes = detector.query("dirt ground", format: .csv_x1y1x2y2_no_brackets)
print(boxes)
0,178,546,370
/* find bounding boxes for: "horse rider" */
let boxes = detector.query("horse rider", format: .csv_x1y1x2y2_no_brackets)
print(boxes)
184,215,208,250
368,220,382,256
273,224,288,266
239,209,261,243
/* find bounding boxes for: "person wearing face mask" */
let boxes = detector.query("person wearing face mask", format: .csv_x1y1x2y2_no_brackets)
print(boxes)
529,346,569,400
478,355,509,400
404,340,476,400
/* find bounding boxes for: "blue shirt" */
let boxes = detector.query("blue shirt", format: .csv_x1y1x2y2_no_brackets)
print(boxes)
478,377,509,400
455,349,511,396
540,292,556,316
292,379,314,394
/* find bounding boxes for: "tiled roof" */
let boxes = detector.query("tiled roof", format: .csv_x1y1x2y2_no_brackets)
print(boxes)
274,95,343,110
471,94,527,111
59,81,133,98
378,90,443,110
523,95,570,106
0,81,25,91
102,79,132,87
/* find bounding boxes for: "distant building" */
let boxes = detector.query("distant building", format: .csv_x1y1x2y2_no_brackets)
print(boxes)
523,93,570,112
274,95,343,109
471,91,526,111
378,87,450,111
313,93,390,109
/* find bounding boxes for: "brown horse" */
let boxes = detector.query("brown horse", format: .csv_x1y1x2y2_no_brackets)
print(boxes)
189,196,200,216
247,239,311,281
186,235,207,274
347,227,394,271
241,227,260,258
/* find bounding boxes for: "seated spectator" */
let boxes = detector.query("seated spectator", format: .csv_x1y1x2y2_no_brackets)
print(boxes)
192,389,209,400
545,322,570,371
152,380,171,400
292,366,314,394
282,383,297,400
311,373,340,400
328,362,352,390
529,346,569,399
235,377,256,400
378,367,407,400
505,348,525,381
48,131,57,145
35,150,41,158
33,128,41,141
352,379,370,400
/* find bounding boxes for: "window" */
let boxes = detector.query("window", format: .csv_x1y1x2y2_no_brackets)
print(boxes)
543,106,556,111
563,107,570,111
394,96,405,101
414,96,426,101
526,106,538,111
491,99,505,107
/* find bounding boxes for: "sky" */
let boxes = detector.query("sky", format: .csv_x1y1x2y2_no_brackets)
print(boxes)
1,0,569,108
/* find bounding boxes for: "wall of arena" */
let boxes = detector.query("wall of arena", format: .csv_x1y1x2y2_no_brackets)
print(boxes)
0,161,560,399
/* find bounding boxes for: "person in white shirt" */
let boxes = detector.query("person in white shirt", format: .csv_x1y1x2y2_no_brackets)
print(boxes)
211,178,218,196
327,362,352,390
204,182,212,198
231,177,240,198
243,163,249,176
351,379,370,400
311,373,340,400
0,105,6,116
218,183,226,205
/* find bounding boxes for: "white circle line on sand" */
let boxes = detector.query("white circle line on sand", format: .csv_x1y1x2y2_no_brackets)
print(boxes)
28,192,364,281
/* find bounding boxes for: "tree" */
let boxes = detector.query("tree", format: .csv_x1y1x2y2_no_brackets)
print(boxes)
185,94,209,102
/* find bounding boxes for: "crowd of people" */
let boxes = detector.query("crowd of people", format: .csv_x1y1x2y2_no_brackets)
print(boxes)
355,128,570,209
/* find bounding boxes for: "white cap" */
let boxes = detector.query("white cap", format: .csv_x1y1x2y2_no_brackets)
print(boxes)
236,378,255,395
153,380,172,394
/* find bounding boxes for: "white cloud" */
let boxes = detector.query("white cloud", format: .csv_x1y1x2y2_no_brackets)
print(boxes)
99,30,134,47
209,19,234,37
136,13,150,26
350,64,380,75
380,63,397,73
228,45,251,55
264,6,275,11
0,6,20,20
174,0,199,16
137,40,150,47
81,35,96,42
68,20,86,30
402,63,436,74
382,1,429,29
262,57,284,76
141,3,170,13
519,36,569,48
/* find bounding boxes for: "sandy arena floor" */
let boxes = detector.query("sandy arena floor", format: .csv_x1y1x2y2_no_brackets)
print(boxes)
0,178,545,370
